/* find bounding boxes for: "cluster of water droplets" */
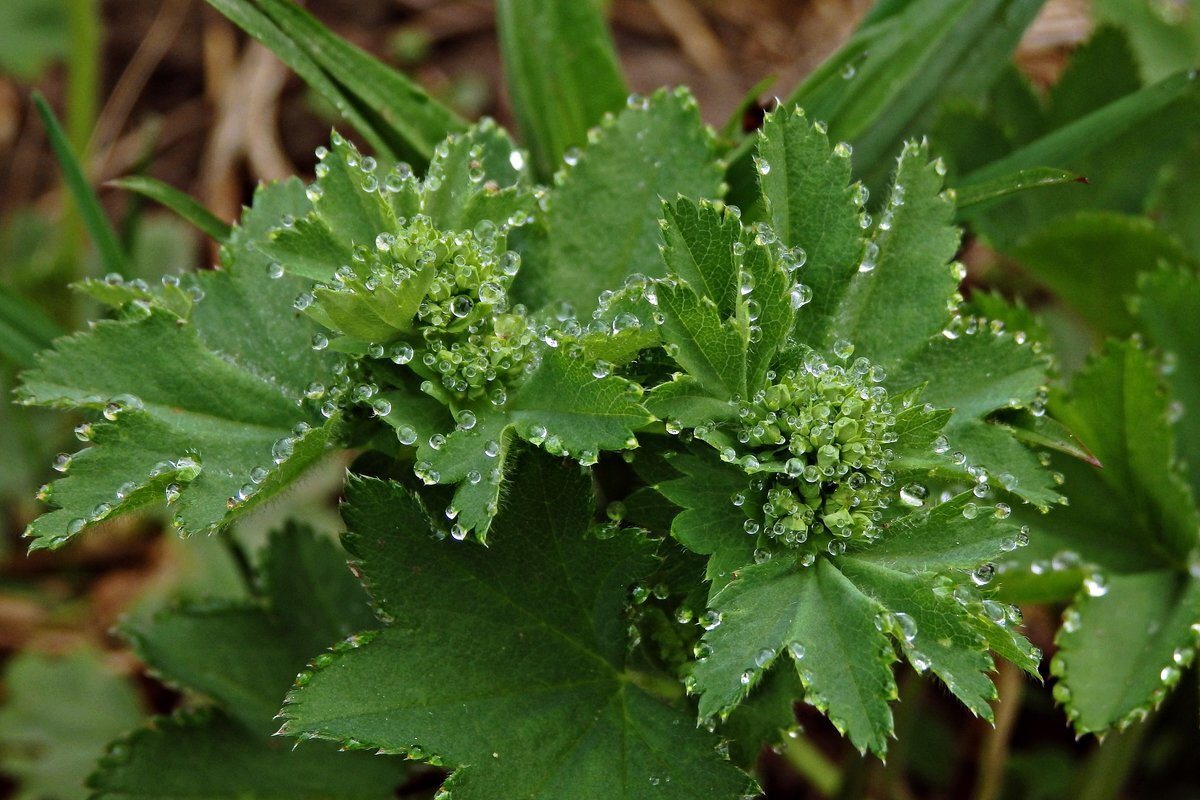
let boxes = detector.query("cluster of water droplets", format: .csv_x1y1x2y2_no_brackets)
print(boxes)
702,346,899,560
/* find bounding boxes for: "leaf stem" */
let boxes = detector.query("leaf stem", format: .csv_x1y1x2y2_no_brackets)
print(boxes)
63,0,101,278
1074,717,1151,800
220,531,261,598
780,733,841,797
833,749,870,800
885,668,923,800
971,660,1024,800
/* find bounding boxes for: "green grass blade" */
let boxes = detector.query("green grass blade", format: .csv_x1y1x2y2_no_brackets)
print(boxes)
206,0,464,166
726,0,1045,206
955,167,1087,207
32,91,129,275
110,176,232,242
496,0,628,180
961,69,1200,186
0,285,63,369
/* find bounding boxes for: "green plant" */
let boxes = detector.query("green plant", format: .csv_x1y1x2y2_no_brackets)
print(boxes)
9,0,1200,798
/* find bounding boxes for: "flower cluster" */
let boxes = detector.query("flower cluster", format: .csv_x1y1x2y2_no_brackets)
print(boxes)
709,349,898,558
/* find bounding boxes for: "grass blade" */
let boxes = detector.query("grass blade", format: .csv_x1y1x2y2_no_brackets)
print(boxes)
206,0,464,166
955,167,1087,208
961,69,1200,186
110,176,232,242
0,285,62,369
32,91,129,275
726,0,1045,206
496,0,628,180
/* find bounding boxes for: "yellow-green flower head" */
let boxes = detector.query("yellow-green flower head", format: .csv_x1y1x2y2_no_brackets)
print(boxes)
707,348,897,557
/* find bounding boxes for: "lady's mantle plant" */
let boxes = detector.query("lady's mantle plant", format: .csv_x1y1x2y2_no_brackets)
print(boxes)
19,91,1062,798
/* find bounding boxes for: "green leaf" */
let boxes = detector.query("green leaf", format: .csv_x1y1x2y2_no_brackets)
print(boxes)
828,140,961,371
652,196,794,404
17,180,338,549
645,374,737,428
98,526,403,797
206,0,465,165
1009,340,1200,732
110,176,232,242
1151,137,1200,254
693,544,1037,755
121,523,376,734
1093,1,1200,83
88,710,405,800
653,447,757,592
517,87,723,314
283,451,755,798
755,107,864,349
1132,267,1200,496
1013,212,1192,337
853,490,1024,573
692,557,898,755
1052,571,1200,734
838,559,1003,720
955,167,1086,208
891,328,1060,508
0,649,143,800
33,92,129,275
656,281,746,401
1046,27,1143,129
961,68,1200,188
413,410,512,538
1047,341,1199,568
508,347,651,454
718,666,804,768
660,197,742,319
496,0,627,180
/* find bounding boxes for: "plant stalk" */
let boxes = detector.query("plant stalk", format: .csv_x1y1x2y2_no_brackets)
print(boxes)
780,733,842,797
62,0,102,279
972,660,1025,800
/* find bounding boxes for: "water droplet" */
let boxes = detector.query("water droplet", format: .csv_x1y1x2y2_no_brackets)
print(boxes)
1083,573,1108,597
790,283,813,308
894,612,918,642
1160,665,1181,686
52,453,72,472
899,483,927,507
971,563,995,586
271,437,294,463
700,610,722,630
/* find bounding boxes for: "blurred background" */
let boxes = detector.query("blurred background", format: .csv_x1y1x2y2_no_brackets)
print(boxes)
2,1,1197,799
